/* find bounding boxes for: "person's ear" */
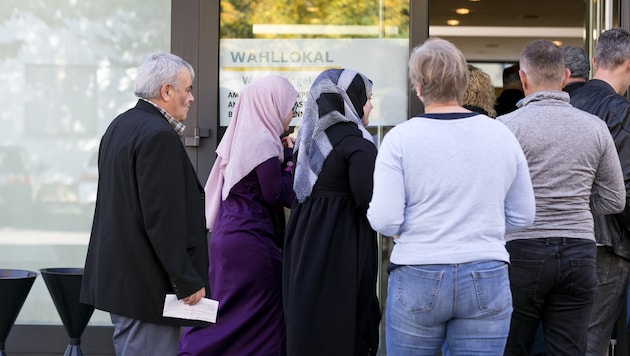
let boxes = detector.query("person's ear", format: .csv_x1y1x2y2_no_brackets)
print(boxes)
415,84,423,101
160,84,171,101
518,70,529,92
561,68,571,88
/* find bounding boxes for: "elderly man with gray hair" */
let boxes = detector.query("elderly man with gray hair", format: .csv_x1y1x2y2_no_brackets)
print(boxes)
561,45,590,94
80,53,210,355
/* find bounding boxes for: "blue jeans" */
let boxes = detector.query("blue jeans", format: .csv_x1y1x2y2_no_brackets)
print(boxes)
386,260,512,356
586,246,630,356
504,238,597,356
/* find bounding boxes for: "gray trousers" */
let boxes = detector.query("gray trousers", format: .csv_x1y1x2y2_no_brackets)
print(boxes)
110,313,180,356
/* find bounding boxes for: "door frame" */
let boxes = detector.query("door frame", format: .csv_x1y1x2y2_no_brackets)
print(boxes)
11,0,630,354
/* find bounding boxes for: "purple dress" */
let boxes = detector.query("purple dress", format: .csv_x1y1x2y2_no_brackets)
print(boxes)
179,153,294,355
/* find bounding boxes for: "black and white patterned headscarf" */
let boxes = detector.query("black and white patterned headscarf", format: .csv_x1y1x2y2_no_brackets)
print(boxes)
293,68,374,202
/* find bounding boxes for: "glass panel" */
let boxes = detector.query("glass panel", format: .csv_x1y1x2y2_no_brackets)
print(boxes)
0,1,171,325
218,2,410,353
430,0,586,62
219,0,410,134
585,0,620,62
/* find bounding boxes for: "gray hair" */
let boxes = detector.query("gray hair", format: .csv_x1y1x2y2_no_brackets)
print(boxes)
134,53,195,99
520,39,565,87
561,46,590,79
594,28,630,70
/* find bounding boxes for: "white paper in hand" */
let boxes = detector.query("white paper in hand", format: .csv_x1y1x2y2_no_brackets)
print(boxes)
162,294,219,323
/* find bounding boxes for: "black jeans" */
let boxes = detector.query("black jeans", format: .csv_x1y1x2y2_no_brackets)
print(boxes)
586,246,630,356
504,237,597,356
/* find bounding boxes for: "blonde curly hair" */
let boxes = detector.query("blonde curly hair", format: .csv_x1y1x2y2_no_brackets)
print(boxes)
464,65,497,118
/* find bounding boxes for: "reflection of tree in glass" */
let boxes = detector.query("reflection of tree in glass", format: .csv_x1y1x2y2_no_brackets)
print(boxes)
220,0,409,39
0,1,173,225
0,1,170,138
0,0,169,65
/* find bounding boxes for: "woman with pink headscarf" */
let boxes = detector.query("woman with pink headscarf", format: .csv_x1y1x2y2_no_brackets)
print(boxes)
178,75,298,355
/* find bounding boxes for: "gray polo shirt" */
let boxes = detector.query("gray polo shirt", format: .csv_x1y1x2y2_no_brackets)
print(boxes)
498,90,625,241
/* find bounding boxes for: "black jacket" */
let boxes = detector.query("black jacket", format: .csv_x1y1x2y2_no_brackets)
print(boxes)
571,79,630,259
495,88,524,116
563,81,586,96
80,100,210,326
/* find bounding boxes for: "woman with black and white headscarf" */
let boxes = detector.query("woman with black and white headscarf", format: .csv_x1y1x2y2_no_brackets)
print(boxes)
283,68,381,356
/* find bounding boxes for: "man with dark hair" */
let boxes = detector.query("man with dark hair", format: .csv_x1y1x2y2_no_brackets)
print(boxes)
570,27,630,356
498,39,625,356
561,45,590,94
494,63,524,115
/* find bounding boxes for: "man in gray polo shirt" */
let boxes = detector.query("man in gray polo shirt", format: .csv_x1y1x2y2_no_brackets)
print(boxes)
498,39,626,356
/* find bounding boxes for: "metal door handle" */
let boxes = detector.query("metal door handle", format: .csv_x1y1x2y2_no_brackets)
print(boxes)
184,128,210,147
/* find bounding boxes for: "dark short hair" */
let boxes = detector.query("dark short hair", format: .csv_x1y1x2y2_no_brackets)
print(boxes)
502,63,520,85
520,39,565,86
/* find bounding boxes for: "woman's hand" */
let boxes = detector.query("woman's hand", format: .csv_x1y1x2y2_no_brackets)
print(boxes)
282,135,296,149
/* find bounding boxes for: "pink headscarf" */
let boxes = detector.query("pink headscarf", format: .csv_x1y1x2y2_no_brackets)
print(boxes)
205,75,298,230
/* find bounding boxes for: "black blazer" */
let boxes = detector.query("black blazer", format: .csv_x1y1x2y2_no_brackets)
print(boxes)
80,100,210,327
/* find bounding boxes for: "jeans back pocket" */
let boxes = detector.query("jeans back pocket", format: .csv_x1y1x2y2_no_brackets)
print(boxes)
392,266,443,314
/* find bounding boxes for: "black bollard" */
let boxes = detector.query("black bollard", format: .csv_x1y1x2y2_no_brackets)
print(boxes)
40,268,94,356
0,269,37,356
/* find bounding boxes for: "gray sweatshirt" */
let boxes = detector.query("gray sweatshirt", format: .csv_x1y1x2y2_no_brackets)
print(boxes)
498,90,626,241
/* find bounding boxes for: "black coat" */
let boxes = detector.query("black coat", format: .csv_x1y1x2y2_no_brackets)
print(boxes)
80,100,210,327
495,88,524,116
